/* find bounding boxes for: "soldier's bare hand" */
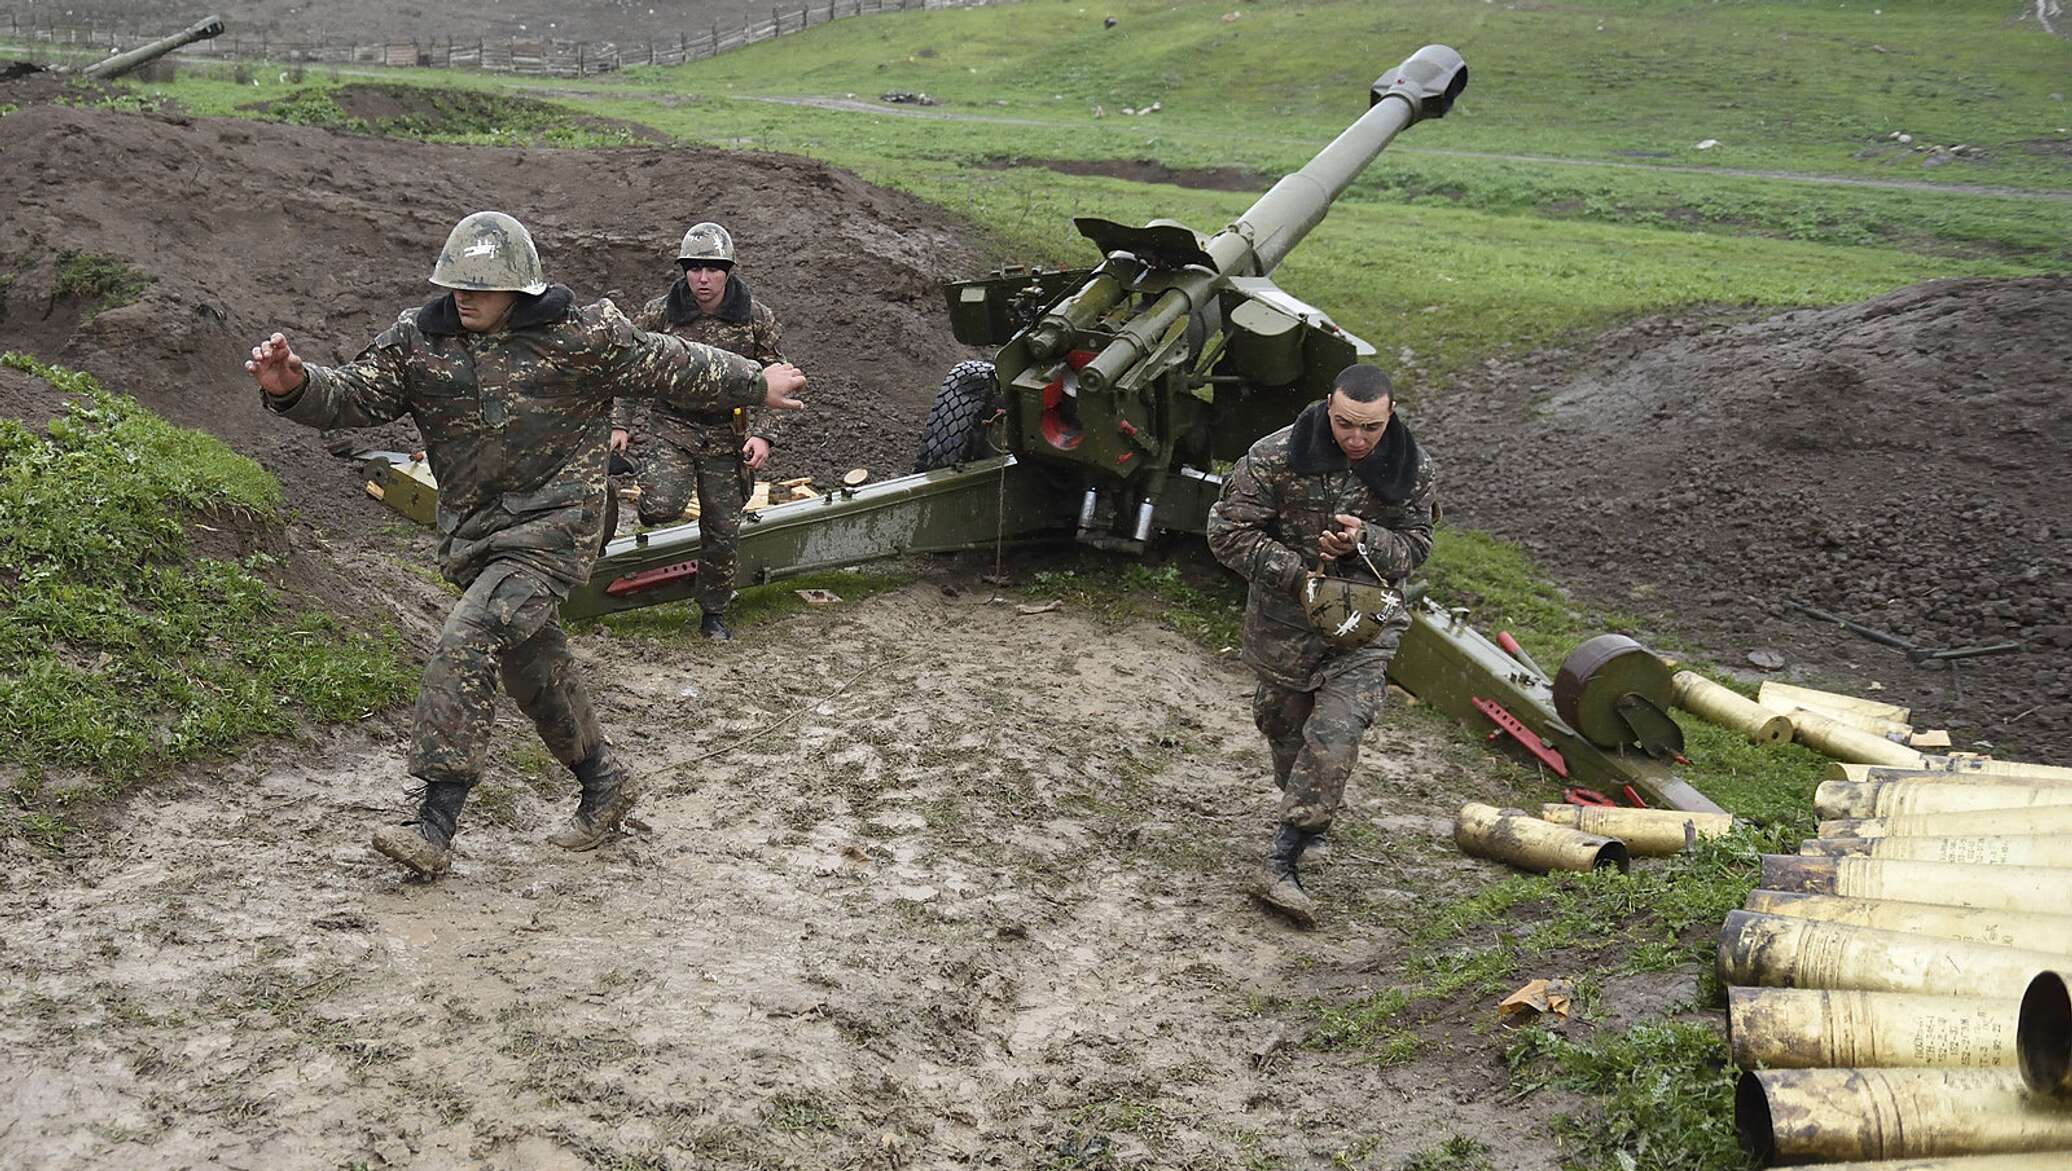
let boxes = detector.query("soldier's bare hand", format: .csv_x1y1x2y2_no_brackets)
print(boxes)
245,332,306,397
742,435,771,470
761,363,807,411
1319,516,1363,559
610,428,630,453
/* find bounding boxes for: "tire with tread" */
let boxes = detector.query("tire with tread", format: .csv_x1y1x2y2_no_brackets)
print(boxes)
913,360,999,472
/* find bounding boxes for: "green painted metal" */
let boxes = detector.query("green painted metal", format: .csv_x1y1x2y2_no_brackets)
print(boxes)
561,456,1075,619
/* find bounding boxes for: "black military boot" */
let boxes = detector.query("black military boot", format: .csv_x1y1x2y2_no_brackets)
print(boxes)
372,781,469,878
1253,825,1320,928
698,609,732,641
547,745,643,851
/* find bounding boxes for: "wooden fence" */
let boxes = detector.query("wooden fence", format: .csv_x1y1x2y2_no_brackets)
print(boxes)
1,0,992,75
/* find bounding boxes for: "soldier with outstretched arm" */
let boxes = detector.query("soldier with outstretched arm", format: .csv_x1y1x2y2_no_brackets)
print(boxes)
609,221,786,640
1206,364,1436,927
246,211,807,879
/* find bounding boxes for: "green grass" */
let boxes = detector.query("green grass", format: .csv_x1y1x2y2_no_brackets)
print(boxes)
0,354,415,836
1507,1021,1753,1171
238,82,647,147
1029,558,1245,650
52,251,153,316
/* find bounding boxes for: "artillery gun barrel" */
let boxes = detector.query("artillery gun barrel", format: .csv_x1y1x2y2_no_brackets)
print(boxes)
1211,43,1467,278
80,15,225,80
1072,44,1465,394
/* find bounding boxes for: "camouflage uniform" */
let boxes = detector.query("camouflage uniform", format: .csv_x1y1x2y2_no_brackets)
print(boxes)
1206,400,1437,833
264,285,765,787
610,275,784,614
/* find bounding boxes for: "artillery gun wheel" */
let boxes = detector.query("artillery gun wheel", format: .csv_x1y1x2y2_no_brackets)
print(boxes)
913,360,998,472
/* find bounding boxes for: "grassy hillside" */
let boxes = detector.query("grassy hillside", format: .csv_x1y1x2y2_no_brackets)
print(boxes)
135,0,2067,382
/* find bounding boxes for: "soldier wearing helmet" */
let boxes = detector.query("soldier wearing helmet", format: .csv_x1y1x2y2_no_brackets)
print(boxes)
1206,363,1436,927
609,220,786,640
246,211,809,880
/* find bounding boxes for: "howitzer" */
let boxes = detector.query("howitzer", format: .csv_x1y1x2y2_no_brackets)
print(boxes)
555,43,1718,812
78,15,225,80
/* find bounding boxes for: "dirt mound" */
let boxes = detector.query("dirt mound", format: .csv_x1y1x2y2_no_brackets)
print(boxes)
240,83,671,143
0,100,984,537
1419,276,2072,759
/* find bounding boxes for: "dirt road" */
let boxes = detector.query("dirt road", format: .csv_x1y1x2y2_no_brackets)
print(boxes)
0,576,1564,1170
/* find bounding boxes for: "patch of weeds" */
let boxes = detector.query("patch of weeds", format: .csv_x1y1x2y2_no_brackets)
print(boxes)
1398,1136,1496,1171
1029,554,1245,650
0,356,414,832
51,251,153,316
0,103,18,119
762,1089,839,1133
1506,1020,1751,1171
1310,985,1415,1062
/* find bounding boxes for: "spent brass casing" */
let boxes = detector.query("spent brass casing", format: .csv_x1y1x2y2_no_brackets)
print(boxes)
1741,890,2072,957
1535,803,1735,856
1821,806,2072,840
1758,681,1910,724
1799,835,2072,870
1736,1066,2072,1163
1717,910,2065,998
1760,855,2072,913
2018,971,2072,1099
1778,1156,2072,1171
1453,803,1628,874
1828,759,2072,783
1669,671,1792,745
1780,707,1928,768
1727,986,2017,1071
1816,781,2072,821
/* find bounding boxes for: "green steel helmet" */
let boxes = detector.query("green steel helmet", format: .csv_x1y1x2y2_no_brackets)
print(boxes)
1301,571,1405,649
429,211,548,294
677,221,736,268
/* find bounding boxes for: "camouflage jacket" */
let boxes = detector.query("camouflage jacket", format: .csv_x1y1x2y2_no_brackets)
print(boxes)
264,285,765,595
1206,401,1437,688
611,275,786,452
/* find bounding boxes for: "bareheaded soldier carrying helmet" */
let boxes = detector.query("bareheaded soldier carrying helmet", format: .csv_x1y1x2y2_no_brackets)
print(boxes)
610,220,787,640
1206,363,1436,927
247,210,808,878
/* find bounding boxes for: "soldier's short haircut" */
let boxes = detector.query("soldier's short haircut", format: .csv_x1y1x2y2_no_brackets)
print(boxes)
1333,363,1393,403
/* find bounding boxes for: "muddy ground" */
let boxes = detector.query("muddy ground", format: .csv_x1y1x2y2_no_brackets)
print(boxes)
1417,276,2072,762
0,94,985,537
1,0,850,48
0,568,1595,1171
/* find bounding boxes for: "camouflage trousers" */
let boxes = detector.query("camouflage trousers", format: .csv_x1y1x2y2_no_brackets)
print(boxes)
410,562,604,786
1250,652,1395,834
633,427,745,614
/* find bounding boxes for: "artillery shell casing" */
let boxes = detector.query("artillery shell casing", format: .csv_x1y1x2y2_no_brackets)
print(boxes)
1760,855,2072,913
1717,910,2067,998
1774,1156,2072,1170
1741,890,2072,957
1535,803,1735,856
1781,707,1928,767
1736,1066,2072,1163
1816,781,2072,820
1820,805,2072,841
1453,802,1628,874
1669,671,1792,745
1728,986,2017,1071
1828,758,2072,783
1758,680,1911,724
2018,971,2072,1099
1799,835,2072,870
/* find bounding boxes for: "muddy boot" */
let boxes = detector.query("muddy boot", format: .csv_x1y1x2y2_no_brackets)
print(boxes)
547,746,643,851
698,610,732,641
1252,825,1319,928
372,781,468,878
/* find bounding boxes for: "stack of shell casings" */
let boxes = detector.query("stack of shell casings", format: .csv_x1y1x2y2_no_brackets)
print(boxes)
1721,760,2072,1165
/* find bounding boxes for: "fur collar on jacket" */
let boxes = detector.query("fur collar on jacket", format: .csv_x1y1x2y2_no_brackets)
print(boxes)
1285,398,1422,503
415,284,575,336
